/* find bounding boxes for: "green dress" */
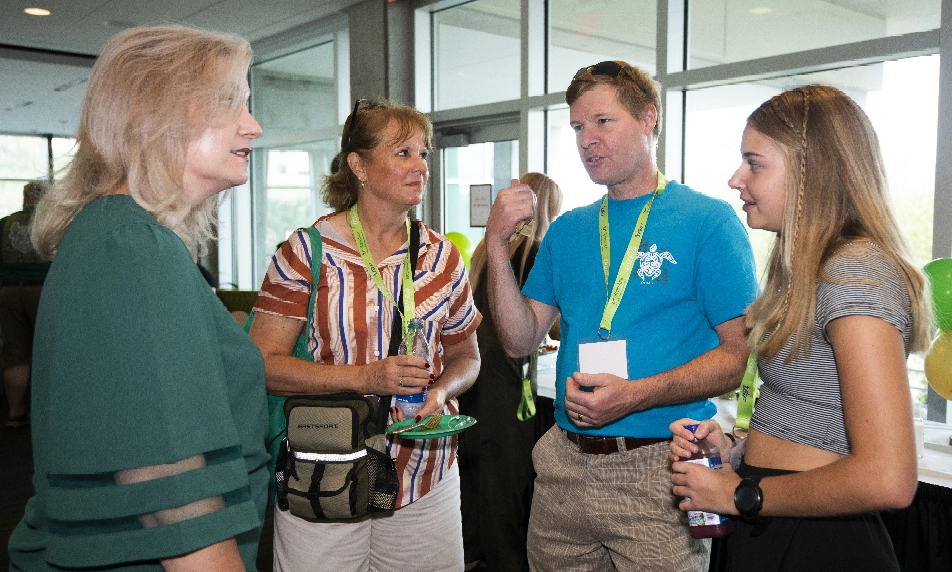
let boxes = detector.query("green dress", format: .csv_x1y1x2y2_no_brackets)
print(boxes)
7,195,269,570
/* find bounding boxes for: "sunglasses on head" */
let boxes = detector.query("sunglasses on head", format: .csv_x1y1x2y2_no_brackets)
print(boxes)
344,98,371,150
573,61,638,82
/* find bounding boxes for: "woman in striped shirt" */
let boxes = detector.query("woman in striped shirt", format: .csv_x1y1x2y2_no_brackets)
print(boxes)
668,85,932,571
251,100,481,571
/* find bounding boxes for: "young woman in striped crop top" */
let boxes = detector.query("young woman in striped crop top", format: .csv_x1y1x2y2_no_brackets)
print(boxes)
668,85,932,571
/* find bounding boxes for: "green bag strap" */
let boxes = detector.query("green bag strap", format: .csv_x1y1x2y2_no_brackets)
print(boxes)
245,226,322,450
292,226,323,360
244,225,322,343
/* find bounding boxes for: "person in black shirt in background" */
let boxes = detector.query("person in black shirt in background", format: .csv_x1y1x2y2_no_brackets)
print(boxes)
459,172,562,572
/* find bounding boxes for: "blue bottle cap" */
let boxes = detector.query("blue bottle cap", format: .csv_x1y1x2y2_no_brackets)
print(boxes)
685,423,699,433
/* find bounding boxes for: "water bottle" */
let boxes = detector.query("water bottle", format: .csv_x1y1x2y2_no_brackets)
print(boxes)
684,423,735,539
394,319,429,418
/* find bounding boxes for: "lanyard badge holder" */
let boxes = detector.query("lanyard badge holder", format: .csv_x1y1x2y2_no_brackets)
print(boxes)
577,172,667,383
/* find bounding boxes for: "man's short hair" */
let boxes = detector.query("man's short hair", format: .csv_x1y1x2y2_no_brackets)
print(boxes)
566,61,663,140
23,179,49,206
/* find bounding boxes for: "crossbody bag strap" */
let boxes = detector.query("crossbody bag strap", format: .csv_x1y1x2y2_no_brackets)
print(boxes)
302,226,323,339
289,227,323,359
377,220,421,429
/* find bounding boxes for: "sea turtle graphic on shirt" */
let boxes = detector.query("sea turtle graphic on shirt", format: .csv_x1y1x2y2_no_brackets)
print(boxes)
636,244,676,281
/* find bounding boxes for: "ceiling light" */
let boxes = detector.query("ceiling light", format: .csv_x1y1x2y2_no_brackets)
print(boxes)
24,7,51,16
749,7,773,15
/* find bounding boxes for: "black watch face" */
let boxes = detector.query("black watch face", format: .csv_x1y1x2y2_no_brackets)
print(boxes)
735,484,760,513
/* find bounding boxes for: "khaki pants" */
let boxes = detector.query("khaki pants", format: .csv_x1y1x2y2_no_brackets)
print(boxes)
527,426,709,572
273,462,464,572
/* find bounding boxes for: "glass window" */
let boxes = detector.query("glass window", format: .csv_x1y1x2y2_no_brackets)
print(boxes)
251,42,338,138
545,107,605,213
683,55,938,275
242,38,345,289
549,0,657,93
0,181,27,218
0,134,48,180
0,135,57,217
442,140,519,248
52,138,77,174
681,54,939,405
253,140,337,281
433,0,521,110
690,0,940,70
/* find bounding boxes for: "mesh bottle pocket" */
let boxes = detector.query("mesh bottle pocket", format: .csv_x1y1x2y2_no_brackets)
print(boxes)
366,446,399,512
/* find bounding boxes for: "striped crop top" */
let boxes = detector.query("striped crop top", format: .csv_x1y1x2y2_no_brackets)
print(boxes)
751,242,913,455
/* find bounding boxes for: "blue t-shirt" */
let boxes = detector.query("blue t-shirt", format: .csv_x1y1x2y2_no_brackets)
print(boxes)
522,180,758,437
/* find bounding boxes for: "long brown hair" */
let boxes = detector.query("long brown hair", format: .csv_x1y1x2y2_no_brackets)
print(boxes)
745,85,931,359
470,172,563,291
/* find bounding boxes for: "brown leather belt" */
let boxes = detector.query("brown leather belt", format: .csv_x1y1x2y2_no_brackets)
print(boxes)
565,430,668,455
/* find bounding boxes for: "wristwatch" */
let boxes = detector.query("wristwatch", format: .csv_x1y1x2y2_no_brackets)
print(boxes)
733,475,764,519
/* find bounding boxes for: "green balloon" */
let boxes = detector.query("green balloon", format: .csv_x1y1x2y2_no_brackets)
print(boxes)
445,232,474,269
924,258,952,331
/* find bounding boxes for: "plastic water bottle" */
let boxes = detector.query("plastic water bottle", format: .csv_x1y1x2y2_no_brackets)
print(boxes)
394,318,428,418
684,423,735,538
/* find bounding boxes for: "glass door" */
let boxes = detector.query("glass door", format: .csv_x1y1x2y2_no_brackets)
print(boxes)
427,118,520,250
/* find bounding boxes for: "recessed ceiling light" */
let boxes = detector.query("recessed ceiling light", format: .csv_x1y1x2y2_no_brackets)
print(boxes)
24,7,51,16
750,7,773,15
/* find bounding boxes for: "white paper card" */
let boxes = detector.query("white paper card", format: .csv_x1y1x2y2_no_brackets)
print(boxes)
470,184,492,227
578,338,628,378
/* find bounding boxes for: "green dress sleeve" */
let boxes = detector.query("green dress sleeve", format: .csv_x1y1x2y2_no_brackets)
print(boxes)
34,218,266,568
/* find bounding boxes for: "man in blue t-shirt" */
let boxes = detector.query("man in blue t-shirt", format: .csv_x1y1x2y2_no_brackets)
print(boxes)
484,61,758,571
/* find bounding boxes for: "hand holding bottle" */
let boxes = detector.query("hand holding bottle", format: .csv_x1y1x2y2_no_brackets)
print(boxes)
669,418,742,535
394,319,431,419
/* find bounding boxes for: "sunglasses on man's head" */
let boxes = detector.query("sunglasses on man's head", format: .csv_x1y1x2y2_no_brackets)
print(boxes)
573,61,637,82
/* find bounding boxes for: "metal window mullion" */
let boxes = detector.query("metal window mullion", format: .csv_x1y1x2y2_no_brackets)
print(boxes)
664,29,939,91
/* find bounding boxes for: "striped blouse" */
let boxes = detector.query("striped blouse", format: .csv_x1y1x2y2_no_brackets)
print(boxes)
253,215,481,507
752,242,913,455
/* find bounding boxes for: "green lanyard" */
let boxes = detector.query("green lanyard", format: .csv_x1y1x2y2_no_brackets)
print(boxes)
734,353,759,432
597,171,667,339
517,351,538,421
348,204,416,338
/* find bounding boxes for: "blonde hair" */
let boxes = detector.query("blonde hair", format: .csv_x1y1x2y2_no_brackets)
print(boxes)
746,85,932,360
322,100,433,212
470,172,564,291
31,25,253,259
566,61,662,140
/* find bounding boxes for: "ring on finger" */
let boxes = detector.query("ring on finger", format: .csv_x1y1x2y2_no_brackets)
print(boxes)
577,412,583,421
399,379,403,387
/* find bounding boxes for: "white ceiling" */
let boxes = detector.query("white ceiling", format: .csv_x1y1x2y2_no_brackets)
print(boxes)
0,0,360,138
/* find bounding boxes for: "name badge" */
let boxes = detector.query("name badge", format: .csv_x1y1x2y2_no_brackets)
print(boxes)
577,337,628,378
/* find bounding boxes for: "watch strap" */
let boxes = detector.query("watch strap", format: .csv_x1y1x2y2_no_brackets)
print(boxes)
734,475,764,519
